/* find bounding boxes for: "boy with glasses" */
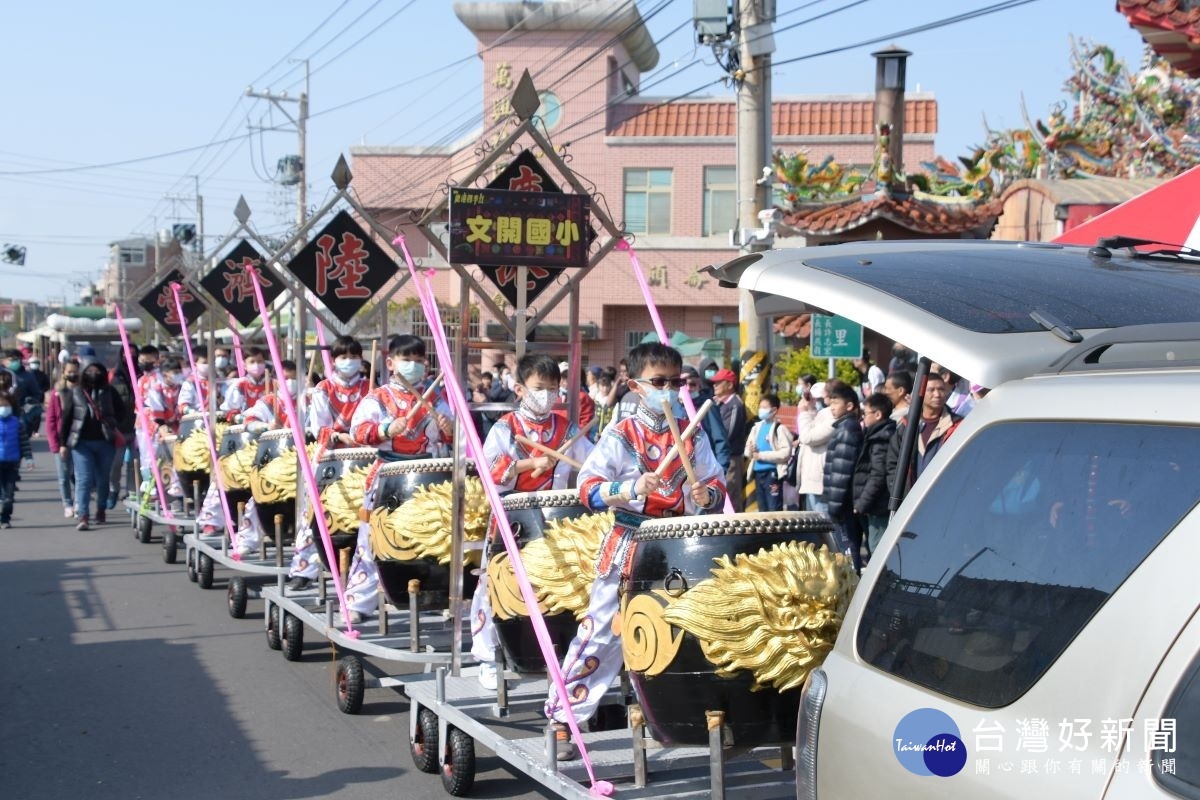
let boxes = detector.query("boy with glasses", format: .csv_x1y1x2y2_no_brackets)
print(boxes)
544,342,725,760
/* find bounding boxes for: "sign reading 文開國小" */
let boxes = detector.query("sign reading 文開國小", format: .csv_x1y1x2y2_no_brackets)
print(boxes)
449,187,588,271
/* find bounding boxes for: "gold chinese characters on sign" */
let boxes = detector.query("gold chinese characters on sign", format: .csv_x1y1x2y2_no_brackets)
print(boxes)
493,62,513,90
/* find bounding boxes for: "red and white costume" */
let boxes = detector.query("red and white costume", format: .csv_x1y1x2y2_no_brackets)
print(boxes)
177,377,210,416
219,375,270,421
544,402,725,725
342,379,452,615
469,407,594,664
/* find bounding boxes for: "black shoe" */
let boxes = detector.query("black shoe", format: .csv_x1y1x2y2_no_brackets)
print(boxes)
96,511,107,525
286,577,312,591
76,517,90,531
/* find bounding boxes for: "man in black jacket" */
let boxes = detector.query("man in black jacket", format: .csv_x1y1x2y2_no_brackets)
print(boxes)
822,383,864,570
853,394,897,555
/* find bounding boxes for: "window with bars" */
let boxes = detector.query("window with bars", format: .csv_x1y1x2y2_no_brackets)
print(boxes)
624,168,672,235
407,306,480,369
625,329,652,351
703,165,737,236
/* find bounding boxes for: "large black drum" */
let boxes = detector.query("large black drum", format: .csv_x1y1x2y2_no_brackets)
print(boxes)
249,429,309,540
173,412,211,504
369,458,483,607
621,511,852,747
311,447,375,574
487,490,605,674
217,424,256,512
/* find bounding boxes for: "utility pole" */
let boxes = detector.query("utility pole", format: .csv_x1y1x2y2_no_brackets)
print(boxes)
735,0,774,358
247,60,309,361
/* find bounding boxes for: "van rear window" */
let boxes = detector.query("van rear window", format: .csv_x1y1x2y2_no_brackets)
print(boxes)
856,422,1200,708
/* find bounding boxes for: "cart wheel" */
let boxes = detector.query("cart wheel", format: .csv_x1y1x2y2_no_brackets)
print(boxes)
441,727,476,796
137,515,153,543
186,549,198,583
197,553,214,589
162,528,178,564
335,655,365,715
281,612,303,661
228,576,248,618
410,708,440,774
131,511,139,537
266,604,282,651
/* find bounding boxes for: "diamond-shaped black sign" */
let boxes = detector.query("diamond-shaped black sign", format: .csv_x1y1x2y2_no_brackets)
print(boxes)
288,210,397,324
200,240,285,327
138,269,207,336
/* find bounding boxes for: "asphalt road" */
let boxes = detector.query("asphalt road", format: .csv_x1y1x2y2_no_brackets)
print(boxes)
0,442,553,800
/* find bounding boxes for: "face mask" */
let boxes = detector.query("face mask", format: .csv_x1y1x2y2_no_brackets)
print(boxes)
0,407,11,418
334,358,361,379
285,378,298,396
394,360,425,384
703,368,717,380
193,364,209,378
138,361,155,372
6,361,20,370
65,374,79,383
758,409,773,421
246,362,266,379
214,356,229,371
28,362,40,371
521,388,555,417
167,374,184,387
641,387,680,416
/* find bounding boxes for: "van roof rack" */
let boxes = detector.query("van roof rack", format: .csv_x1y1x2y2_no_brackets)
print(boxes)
1042,322,1200,375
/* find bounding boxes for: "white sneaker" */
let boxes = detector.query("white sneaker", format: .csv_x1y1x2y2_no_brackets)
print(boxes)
64,506,74,519
477,662,498,691
335,609,364,626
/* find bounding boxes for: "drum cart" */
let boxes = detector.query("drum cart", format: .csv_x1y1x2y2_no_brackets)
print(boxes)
260,573,461,714
404,667,797,799
124,471,199,565
183,508,292,618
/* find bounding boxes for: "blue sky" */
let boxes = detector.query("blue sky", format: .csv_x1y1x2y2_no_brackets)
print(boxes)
0,0,1149,304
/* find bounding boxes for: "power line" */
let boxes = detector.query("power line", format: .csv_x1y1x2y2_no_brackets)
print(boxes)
303,0,420,82
247,0,353,88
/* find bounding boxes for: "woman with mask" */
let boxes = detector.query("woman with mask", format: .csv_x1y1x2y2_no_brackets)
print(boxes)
46,359,80,517
60,359,124,530
218,346,271,422
744,393,794,512
338,335,455,624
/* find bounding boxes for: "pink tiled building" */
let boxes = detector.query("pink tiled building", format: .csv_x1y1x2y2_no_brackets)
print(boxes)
350,1,937,368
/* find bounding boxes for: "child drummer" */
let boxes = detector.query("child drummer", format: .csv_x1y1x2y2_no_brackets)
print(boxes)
286,336,371,591
341,334,453,625
470,354,594,689
544,342,726,760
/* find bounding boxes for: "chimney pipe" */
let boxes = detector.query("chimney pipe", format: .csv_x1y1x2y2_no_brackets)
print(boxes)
872,45,912,187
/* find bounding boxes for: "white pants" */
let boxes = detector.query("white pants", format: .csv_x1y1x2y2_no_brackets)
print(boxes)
544,568,622,725
231,499,266,557
344,475,380,615
287,522,321,580
469,570,499,663
195,482,225,530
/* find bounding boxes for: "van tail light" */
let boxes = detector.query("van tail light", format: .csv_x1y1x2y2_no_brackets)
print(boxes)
796,668,827,800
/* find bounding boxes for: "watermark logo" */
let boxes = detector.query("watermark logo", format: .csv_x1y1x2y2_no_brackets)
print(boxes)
894,708,968,777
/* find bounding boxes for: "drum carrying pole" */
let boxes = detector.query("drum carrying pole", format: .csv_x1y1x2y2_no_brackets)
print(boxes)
448,274,471,676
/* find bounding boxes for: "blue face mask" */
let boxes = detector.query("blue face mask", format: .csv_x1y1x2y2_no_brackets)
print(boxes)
641,387,682,417
758,408,773,421
395,360,426,384
0,407,10,418
334,358,362,379
703,369,717,380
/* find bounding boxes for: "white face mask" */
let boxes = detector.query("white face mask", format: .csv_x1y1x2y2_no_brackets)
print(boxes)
521,387,555,417
193,363,209,378
245,362,266,379
214,356,230,371
334,358,362,379
394,359,425,384
285,378,298,396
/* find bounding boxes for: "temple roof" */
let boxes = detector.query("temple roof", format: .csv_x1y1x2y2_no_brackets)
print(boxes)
780,192,1001,237
1118,0,1200,77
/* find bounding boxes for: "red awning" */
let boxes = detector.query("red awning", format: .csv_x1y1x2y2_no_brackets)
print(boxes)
1054,166,1200,248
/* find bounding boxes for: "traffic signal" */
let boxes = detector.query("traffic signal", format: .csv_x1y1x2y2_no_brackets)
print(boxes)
172,224,196,244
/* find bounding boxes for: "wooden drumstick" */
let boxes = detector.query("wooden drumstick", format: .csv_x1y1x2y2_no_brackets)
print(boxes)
654,399,713,477
306,344,320,384
661,398,698,486
531,418,596,478
401,373,445,426
515,435,584,469
367,340,378,387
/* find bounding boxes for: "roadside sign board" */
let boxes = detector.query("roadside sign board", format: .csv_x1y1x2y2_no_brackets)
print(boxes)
810,313,863,359
287,210,398,324
138,269,207,335
449,187,588,269
201,239,285,327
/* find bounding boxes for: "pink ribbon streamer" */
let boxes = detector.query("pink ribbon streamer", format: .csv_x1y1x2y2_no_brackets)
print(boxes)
616,240,735,514
171,284,237,542
243,265,358,638
112,304,173,523
228,313,246,378
314,317,334,378
393,235,613,796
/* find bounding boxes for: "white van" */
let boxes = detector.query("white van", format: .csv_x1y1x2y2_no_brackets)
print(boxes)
713,239,1200,799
